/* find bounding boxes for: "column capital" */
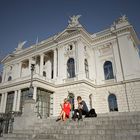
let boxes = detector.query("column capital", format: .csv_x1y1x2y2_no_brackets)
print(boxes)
39,53,44,56
40,53,44,76
52,47,58,51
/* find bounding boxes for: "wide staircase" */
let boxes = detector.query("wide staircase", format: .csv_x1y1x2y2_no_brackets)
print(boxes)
0,111,140,140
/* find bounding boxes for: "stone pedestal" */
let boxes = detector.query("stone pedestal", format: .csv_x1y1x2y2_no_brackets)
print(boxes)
14,99,37,131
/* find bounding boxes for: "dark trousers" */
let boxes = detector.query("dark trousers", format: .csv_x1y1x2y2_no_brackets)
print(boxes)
73,109,88,120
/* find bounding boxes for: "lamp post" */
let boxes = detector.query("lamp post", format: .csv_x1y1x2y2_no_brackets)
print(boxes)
28,62,35,99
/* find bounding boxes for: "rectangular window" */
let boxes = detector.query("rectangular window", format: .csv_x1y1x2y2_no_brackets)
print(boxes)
20,88,29,113
5,92,14,113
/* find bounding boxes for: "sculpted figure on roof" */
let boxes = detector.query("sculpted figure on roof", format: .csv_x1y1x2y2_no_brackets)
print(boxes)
68,15,82,28
15,41,27,52
116,15,128,24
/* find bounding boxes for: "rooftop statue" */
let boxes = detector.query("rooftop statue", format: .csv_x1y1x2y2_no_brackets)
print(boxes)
116,15,128,24
68,15,82,28
15,41,27,51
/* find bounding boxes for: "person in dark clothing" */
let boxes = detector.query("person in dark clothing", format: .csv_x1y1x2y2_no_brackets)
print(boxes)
85,108,97,118
72,96,88,121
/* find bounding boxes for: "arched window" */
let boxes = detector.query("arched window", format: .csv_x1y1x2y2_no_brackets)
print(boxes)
8,76,12,81
67,58,75,78
108,94,118,112
85,59,89,78
104,61,114,80
43,71,46,77
69,45,73,50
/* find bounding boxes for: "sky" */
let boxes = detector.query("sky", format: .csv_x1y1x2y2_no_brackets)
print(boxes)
0,0,140,71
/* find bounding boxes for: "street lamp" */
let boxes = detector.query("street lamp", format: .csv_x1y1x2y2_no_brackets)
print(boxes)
28,60,35,99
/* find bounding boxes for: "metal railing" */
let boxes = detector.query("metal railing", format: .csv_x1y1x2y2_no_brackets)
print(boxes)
0,111,22,137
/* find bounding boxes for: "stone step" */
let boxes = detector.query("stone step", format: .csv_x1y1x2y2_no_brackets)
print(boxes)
2,133,31,139
49,134,140,140
13,128,140,135
37,116,140,123
1,133,57,140
32,119,140,127
2,133,140,140
1,135,140,140
18,125,140,134
29,121,140,130
36,129,140,136
0,137,56,140
1,112,140,140
35,124,140,131
39,115,140,123
41,115,140,123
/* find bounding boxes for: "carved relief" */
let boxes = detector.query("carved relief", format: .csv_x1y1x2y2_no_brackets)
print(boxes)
64,43,75,57
7,65,13,75
84,46,90,58
99,43,112,56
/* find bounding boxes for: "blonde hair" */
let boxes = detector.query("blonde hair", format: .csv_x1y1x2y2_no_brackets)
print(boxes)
64,98,68,102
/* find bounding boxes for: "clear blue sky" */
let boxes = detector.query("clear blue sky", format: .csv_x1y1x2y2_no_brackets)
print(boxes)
0,0,140,71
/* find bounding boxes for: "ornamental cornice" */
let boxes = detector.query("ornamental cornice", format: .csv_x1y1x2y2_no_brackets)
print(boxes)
2,24,138,65
1,76,140,92
55,78,140,88
54,28,92,45
92,25,132,44
0,77,56,91
56,30,81,42
3,30,85,64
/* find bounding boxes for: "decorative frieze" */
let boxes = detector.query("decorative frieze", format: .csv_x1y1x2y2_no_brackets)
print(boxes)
64,43,75,58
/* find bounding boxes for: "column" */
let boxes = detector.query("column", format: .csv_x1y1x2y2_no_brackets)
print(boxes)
13,90,18,111
40,54,44,76
77,40,85,80
0,93,5,112
18,62,22,78
3,93,7,113
2,67,6,82
53,49,57,79
33,86,37,101
29,58,32,72
16,90,21,111
74,41,78,75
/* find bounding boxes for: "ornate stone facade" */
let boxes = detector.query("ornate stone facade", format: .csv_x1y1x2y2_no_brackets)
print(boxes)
0,15,140,117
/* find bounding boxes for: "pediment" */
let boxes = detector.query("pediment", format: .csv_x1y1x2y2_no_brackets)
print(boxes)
54,28,79,41
54,26,92,42
1,54,15,63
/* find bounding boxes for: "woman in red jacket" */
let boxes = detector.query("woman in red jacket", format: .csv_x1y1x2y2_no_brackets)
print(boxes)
56,98,71,121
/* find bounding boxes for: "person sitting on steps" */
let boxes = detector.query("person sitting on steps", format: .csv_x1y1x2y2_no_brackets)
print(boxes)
72,96,89,121
56,98,71,122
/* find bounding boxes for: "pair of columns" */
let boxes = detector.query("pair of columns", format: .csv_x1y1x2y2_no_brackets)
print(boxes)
39,49,57,79
2,49,57,82
0,87,37,113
